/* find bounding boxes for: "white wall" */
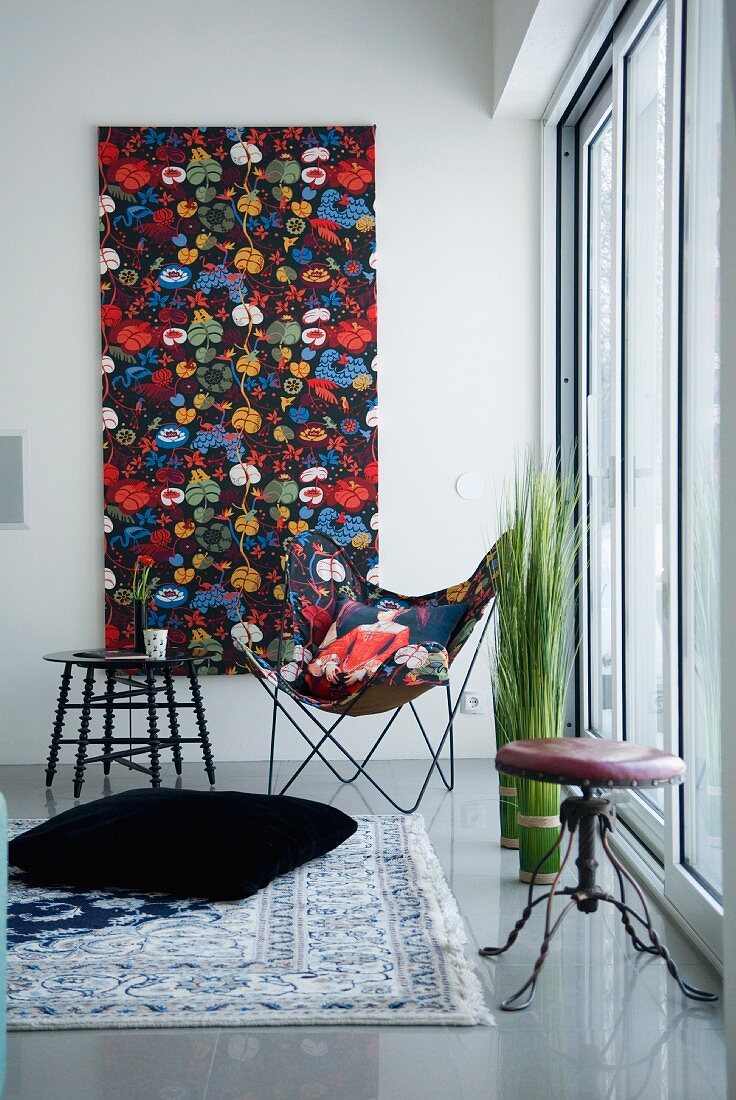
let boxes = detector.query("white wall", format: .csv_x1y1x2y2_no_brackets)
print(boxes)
0,0,540,766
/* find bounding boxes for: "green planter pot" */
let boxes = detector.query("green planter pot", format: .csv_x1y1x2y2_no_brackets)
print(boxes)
498,773,518,848
516,778,561,884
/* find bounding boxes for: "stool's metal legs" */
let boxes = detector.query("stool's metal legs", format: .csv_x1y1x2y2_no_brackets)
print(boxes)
497,826,578,1011
596,893,718,1002
600,831,718,1002
481,795,719,1010
46,662,72,787
73,667,96,799
480,824,570,958
606,823,659,956
102,668,116,776
502,898,580,1011
145,665,162,788
479,892,554,958
188,662,215,785
162,666,183,776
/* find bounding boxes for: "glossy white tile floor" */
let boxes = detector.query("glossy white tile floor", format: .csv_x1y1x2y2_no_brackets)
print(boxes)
2,759,726,1100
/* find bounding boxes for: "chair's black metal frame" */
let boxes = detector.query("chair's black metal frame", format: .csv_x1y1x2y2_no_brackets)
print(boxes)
479,787,718,1010
248,598,496,815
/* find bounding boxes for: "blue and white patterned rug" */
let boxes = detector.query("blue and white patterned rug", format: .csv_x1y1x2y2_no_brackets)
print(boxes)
7,815,492,1030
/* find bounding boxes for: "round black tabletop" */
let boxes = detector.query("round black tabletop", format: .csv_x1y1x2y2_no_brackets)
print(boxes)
44,650,192,668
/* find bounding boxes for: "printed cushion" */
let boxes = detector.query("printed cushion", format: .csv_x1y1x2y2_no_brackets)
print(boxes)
303,597,467,700
9,788,357,901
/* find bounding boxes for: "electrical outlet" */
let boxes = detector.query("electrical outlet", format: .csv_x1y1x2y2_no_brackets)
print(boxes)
461,802,490,828
461,690,486,715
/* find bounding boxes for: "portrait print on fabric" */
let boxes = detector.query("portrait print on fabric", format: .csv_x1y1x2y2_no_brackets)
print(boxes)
99,126,378,673
304,598,468,700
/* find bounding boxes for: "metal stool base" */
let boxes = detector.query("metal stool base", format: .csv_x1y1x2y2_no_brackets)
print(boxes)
480,791,718,1011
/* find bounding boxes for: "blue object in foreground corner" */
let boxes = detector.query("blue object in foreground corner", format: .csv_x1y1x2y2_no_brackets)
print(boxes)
0,793,6,1097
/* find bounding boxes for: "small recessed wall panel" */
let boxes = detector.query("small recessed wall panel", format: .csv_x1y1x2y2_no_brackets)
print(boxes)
0,432,29,528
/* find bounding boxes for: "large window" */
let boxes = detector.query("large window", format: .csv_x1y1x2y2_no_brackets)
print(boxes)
680,0,723,898
622,4,668,816
555,0,723,957
584,109,614,740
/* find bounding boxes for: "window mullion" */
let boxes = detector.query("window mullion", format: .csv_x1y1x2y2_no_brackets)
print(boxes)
661,0,685,885
609,24,627,752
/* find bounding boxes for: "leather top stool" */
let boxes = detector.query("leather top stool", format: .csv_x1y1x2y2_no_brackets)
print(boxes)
479,738,718,1011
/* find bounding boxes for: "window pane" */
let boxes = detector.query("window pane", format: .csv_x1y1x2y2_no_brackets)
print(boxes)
623,5,667,812
587,117,614,737
681,0,723,897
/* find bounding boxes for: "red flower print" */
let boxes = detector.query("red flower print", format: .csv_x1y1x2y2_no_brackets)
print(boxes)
336,160,372,194
159,307,188,325
332,478,372,513
113,158,152,192
111,481,151,514
335,320,372,353
155,468,186,486
98,141,119,165
116,322,153,353
155,145,187,165
101,304,122,328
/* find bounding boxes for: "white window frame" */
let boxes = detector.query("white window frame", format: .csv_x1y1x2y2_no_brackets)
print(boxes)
541,0,724,966
577,82,613,751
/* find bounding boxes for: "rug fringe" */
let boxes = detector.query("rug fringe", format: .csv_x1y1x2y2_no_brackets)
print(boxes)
402,815,494,1027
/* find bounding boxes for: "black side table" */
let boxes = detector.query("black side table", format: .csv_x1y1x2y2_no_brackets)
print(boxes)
44,651,216,798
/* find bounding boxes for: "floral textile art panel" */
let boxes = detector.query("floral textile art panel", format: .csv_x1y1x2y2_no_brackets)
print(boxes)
99,126,378,674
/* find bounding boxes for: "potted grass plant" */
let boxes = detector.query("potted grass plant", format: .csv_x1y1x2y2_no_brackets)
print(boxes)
489,632,519,849
491,453,579,882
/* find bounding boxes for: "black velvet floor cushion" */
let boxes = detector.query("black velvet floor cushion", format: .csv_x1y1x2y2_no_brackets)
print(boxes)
9,788,358,901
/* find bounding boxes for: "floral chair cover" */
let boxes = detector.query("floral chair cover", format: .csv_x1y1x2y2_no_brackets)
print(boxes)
242,530,497,710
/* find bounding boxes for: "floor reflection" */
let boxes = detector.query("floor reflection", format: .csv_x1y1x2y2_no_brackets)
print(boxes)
5,760,725,1100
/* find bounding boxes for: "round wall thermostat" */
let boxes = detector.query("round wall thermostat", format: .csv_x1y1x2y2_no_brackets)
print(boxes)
455,472,484,500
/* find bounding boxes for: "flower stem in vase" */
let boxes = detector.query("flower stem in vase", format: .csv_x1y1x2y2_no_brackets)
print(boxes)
133,600,147,653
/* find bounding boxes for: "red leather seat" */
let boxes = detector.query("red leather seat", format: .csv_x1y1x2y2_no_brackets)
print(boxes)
496,738,685,788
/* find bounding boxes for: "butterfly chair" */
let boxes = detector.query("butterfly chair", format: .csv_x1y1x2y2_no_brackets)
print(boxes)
240,530,497,813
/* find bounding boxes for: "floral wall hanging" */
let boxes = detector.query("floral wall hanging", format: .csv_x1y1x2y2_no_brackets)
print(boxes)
99,126,378,674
